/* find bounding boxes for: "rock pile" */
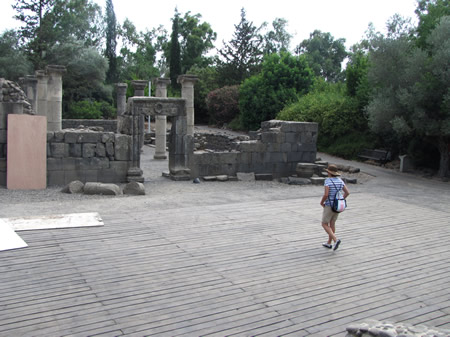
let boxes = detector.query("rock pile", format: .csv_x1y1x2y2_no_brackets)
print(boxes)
0,78,33,114
346,320,449,337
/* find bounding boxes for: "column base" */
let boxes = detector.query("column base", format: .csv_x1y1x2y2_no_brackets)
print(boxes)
169,167,191,181
127,167,144,183
153,153,167,160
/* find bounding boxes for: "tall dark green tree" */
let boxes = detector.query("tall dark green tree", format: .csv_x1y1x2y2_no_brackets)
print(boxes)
216,8,264,86
295,30,347,82
168,8,182,89
415,0,450,48
0,30,33,80
105,0,117,84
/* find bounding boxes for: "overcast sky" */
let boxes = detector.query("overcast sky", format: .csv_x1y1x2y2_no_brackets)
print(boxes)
0,0,418,50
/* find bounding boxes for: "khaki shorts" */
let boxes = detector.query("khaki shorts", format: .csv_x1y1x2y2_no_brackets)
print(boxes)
322,206,339,224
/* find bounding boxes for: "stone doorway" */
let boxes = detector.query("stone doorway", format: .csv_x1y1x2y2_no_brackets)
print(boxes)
121,97,193,182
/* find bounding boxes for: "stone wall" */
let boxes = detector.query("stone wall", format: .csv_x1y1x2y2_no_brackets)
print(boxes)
190,120,318,178
46,129,132,186
62,119,118,132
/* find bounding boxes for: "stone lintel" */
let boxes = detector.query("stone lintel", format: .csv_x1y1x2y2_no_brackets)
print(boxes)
46,65,67,75
128,97,186,117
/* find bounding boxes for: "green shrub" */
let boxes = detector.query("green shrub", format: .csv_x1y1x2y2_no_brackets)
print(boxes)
206,85,240,126
278,81,372,158
239,52,314,130
65,100,116,119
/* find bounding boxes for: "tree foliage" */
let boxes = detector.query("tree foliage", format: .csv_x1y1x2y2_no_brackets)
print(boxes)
104,0,117,84
263,18,292,54
0,30,33,80
295,30,347,82
239,52,314,130
216,8,264,86
415,0,450,48
366,16,450,177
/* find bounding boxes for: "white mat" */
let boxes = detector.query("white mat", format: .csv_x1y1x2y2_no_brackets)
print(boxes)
4,212,104,231
0,220,28,251
0,213,103,252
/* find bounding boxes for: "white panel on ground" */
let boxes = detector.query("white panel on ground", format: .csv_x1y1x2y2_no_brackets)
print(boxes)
0,220,28,251
4,212,104,231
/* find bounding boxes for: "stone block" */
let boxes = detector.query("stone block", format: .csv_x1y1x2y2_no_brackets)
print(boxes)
264,152,287,163
105,142,114,157
266,143,281,152
50,143,68,158
64,132,79,143
69,143,82,157
82,143,96,158
0,171,5,186
261,131,283,144
123,181,145,195
115,134,131,161
280,142,292,152
238,140,266,153
77,132,101,143
287,177,311,185
47,132,55,142
238,152,251,165
101,132,115,143
237,172,255,181
297,143,317,152
287,151,303,163
61,180,84,194
96,143,106,157
77,157,110,170
301,132,315,144
251,152,265,165
47,170,65,186
0,158,6,171
47,158,62,171
84,169,98,182
284,132,300,143
54,131,65,142
109,161,130,176
61,158,77,171
217,152,238,164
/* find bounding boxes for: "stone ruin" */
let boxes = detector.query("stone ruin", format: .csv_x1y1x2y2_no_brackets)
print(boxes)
1,67,322,188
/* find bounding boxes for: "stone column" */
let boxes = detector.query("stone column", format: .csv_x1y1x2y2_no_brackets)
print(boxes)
177,75,198,137
152,78,171,160
131,80,147,96
35,70,48,118
131,80,147,152
46,65,66,131
116,83,127,116
22,76,38,114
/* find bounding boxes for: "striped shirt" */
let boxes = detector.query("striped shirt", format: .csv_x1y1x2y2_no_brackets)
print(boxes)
324,177,345,207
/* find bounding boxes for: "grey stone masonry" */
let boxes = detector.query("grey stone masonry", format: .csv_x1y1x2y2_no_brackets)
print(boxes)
190,120,318,178
46,129,132,186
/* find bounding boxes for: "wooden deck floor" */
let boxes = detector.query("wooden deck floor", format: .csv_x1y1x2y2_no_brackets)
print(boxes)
1,192,449,336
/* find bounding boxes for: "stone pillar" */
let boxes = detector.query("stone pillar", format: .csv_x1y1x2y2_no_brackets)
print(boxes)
116,83,127,116
177,75,198,136
22,76,38,114
46,65,66,131
131,80,147,96
35,70,48,118
131,80,147,152
152,78,171,160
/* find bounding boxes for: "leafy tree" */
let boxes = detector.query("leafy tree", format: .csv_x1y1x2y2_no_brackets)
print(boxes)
295,30,347,82
263,18,292,54
239,52,314,130
45,38,110,115
12,0,103,69
345,51,370,111
178,11,216,73
216,8,264,86
0,30,33,80
366,16,450,177
104,0,117,84
415,0,450,48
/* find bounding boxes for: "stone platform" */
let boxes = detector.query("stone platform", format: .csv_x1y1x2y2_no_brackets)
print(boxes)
0,148,449,336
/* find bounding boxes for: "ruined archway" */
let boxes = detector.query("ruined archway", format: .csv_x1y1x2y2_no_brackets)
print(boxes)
123,97,193,182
